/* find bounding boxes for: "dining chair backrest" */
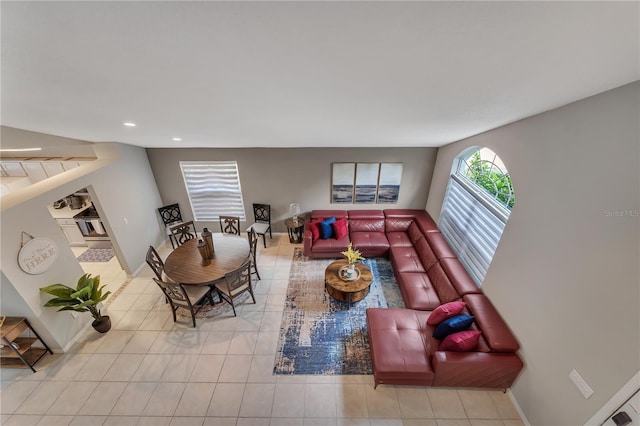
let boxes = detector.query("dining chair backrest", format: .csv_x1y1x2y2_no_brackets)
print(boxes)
214,258,255,316
253,204,271,225
158,203,183,226
153,277,213,327
223,259,252,295
248,227,260,280
146,246,164,281
249,203,272,248
154,278,191,307
219,216,241,235
169,220,197,247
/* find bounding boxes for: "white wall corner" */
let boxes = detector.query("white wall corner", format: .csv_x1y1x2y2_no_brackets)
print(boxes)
508,389,532,426
60,319,93,353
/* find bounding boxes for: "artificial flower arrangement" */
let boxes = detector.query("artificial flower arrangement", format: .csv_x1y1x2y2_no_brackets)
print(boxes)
341,242,365,265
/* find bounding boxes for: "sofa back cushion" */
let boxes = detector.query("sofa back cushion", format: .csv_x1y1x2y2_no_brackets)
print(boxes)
383,209,424,219
425,232,457,259
414,212,440,234
463,293,520,353
348,210,386,233
415,238,438,271
350,219,385,233
440,258,482,296
407,221,424,245
426,263,459,304
385,217,414,232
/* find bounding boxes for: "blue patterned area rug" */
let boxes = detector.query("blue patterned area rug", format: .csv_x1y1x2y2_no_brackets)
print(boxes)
273,248,403,375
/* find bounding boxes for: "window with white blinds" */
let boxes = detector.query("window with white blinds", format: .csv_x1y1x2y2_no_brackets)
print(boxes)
438,147,514,287
179,161,246,221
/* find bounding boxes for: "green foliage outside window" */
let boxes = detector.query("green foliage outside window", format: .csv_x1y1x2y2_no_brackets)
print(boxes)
462,152,515,209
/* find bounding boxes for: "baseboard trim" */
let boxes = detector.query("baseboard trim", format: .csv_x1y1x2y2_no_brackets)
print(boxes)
586,371,640,425
60,319,93,353
508,389,531,426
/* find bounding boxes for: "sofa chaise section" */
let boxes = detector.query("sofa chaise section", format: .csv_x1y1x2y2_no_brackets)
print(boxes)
367,292,523,389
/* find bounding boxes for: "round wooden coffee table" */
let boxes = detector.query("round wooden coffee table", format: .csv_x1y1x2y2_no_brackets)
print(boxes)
325,259,373,304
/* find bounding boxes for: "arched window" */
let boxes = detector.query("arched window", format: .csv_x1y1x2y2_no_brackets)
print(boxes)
438,147,515,286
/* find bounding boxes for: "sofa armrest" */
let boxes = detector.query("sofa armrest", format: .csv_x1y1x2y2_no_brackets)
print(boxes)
431,351,523,388
303,215,313,257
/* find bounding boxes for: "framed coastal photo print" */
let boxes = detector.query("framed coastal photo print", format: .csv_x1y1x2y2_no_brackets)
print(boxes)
354,163,380,203
377,163,403,203
331,163,355,203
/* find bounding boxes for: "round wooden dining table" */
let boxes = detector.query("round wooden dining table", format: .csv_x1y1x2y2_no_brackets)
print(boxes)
163,233,250,285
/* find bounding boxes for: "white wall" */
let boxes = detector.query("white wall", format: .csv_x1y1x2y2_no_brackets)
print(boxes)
0,142,164,351
87,143,167,274
427,82,640,425
146,147,437,232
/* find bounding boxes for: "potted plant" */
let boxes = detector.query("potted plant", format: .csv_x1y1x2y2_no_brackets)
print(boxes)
40,273,112,333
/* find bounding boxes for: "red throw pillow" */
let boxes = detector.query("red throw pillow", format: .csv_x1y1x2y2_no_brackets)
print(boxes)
427,301,466,325
332,217,348,240
438,330,482,351
309,219,322,241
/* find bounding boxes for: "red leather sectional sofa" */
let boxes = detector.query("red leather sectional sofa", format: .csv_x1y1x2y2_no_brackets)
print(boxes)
303,209,523,389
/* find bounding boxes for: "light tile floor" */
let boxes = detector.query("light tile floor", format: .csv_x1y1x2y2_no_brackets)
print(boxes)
1,235,524,426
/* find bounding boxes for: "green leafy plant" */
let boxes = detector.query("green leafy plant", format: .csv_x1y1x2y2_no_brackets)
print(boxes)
40,274,111,323
464,152,515,209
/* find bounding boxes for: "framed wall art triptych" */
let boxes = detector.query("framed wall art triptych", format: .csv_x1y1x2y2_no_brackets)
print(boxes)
377,162,403,204
331,163,355,204
354,163,379,203
331,162,403,204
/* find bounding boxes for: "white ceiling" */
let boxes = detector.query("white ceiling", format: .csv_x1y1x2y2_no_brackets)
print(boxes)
1,1,638,149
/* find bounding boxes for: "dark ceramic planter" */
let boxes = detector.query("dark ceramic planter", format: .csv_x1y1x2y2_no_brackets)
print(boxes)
92,315,111,333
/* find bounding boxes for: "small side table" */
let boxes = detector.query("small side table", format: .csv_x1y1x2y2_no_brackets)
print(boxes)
285,217,304,244
1,317,53,372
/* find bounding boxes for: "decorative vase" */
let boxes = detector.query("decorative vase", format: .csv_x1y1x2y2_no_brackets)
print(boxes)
339,263,359,281
197,239,211,265
202,228,214,257
92,315,111,333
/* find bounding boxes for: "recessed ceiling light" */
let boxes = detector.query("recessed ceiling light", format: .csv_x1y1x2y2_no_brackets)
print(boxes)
0,147,42,152
172,137,182,141
123,122,136,127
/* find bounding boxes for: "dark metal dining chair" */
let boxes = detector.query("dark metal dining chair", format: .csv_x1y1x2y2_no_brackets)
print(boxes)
157,203,186,248
169,220,197,247
219,216,241,235
247,203,271,248
153,278,215,327
214,259,255,317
